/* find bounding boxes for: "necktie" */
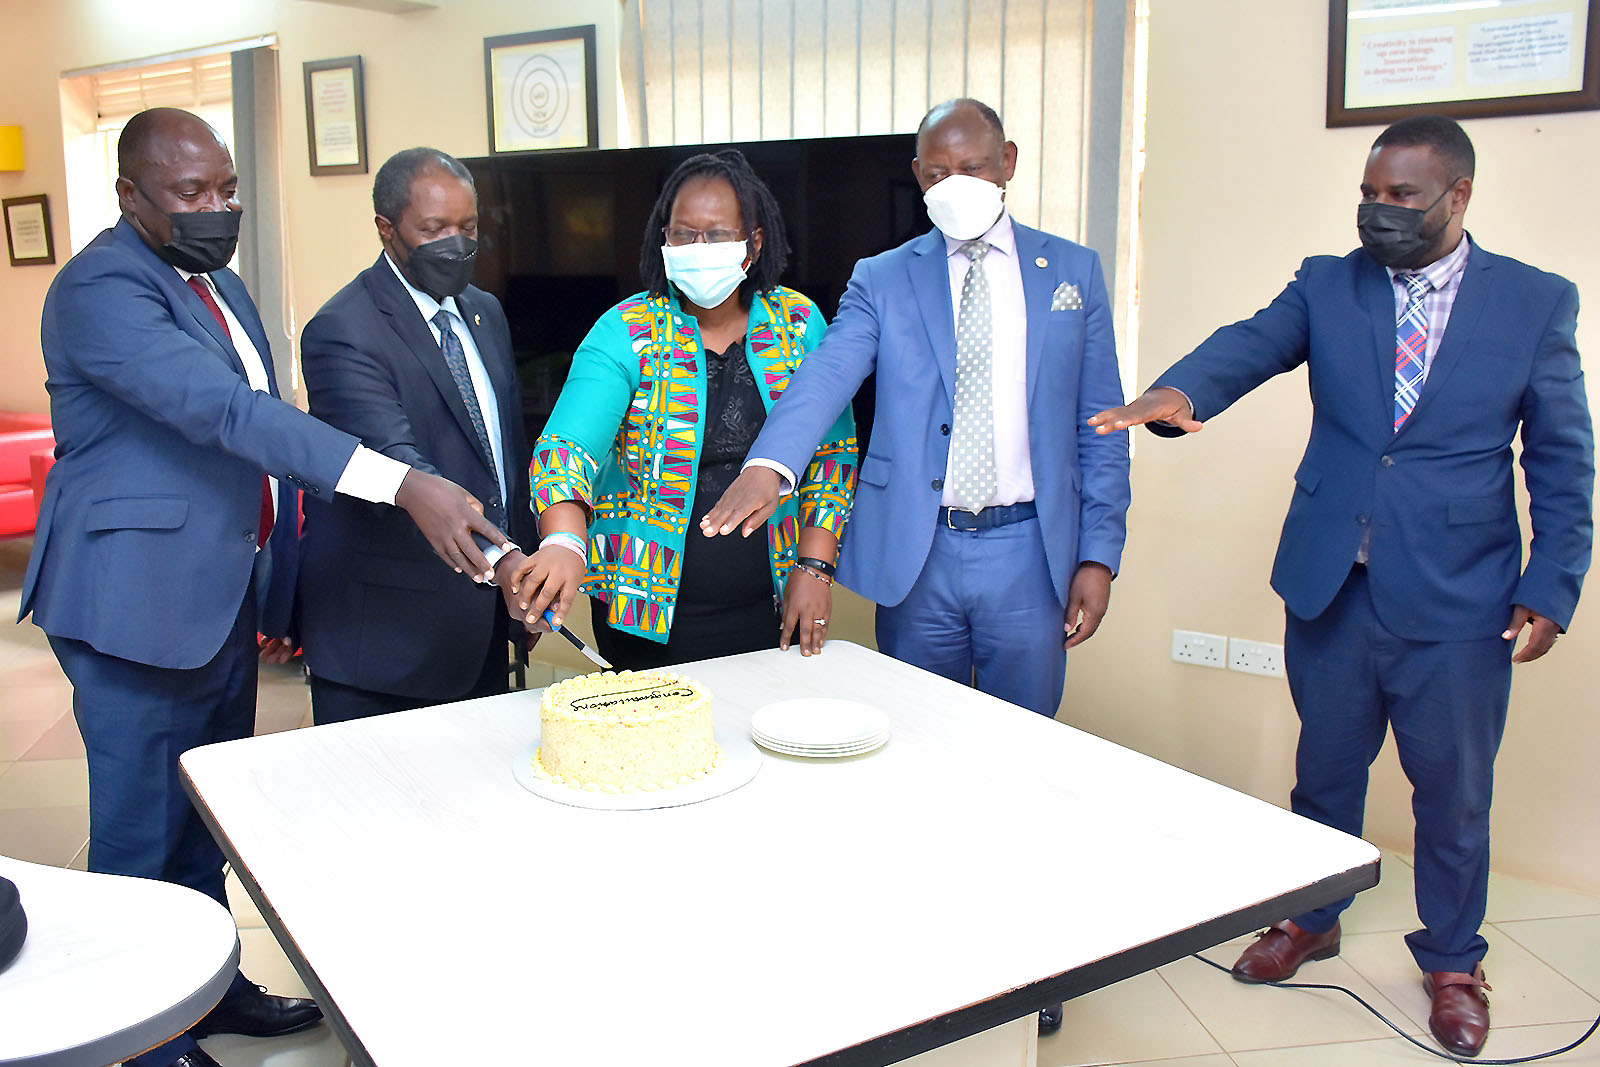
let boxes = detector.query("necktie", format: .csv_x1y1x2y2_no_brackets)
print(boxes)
432,309,497,473
1394,272,1431,431
949,240,996,513
188,276,274,546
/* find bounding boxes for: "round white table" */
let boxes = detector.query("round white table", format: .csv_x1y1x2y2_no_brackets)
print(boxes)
0,856,239,1067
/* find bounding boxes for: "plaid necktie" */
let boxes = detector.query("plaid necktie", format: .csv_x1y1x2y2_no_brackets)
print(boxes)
949,240,996,513
188,276,274,545
432,309,496,470
1394,272,1431,431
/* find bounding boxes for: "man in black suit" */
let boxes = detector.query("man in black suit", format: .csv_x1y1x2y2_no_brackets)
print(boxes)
296,147,537,722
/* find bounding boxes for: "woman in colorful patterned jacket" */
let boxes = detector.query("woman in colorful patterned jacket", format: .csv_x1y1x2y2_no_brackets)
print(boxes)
505,150,857,671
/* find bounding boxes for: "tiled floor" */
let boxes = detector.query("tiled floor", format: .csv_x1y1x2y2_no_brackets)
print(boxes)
4,536,1600,1066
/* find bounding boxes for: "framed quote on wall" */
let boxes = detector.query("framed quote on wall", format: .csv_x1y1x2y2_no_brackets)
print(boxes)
1328,0,1598,126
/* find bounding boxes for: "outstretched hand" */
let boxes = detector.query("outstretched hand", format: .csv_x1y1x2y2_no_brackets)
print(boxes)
699,466,782,539
395,469,510,583
1504,605,1560,663
1087,386,1202,436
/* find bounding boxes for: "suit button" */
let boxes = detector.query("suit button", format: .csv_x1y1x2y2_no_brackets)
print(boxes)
940,424,950,436
931,478,943,491
1355,514,1368,526
245,531,257,543
490,497,502,508
1380,456,1395,467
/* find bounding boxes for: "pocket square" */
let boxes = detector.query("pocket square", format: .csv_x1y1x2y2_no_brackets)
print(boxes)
1051,282,1083,311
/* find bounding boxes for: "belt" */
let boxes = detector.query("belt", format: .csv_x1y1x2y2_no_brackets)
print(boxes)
939,500,1038,532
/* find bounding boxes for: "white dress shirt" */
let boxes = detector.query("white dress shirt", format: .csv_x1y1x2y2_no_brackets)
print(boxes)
940,211,1034,509
180,267,410,537
747,213,1037,506
383,253,509,504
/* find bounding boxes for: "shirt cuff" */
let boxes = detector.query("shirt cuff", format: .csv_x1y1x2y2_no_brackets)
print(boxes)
336,445,411,504
742,457,796,497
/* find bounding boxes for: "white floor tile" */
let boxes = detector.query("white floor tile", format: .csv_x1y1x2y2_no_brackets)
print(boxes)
1159,937,1409,1052
0,757,88,808
1486,869,1600,923
1498,914,1600,1000
1040,970,1223,1066
198,1023,351,1067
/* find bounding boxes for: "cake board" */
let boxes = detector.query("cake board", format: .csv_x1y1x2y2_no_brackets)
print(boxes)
511,726,762,810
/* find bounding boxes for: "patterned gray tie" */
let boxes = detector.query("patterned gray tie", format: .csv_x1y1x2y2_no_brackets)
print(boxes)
432,308,496,470
949,240,996,513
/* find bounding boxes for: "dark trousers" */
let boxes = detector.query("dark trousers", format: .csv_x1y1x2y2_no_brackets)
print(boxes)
1285,565,1511,974
50,589,261,1065
309,610,512,724
875,517,1067,718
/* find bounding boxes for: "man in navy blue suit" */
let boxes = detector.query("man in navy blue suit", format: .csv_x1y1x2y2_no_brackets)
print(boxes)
1091,116,1593,1057
20,109,508,1067
296,147,537,723
701,98,1132,1036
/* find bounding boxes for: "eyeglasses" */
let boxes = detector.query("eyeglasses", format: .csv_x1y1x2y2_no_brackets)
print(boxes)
663,226,746,246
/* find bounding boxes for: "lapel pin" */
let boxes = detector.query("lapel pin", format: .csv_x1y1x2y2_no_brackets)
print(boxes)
474,313,481,326
1035,257,1048,268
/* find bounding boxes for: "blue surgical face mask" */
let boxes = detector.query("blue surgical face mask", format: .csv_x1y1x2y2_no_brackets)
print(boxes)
661,240,748,308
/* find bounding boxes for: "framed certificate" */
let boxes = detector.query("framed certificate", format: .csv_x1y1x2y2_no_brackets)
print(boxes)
3,194,55,267
484,26,599,154
1328,0,1599,126
303,55,368,175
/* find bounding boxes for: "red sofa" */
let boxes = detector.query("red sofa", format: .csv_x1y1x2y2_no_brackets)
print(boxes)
0,412,55,538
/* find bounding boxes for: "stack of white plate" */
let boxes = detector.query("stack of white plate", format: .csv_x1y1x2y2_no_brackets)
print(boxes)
750,698,890,758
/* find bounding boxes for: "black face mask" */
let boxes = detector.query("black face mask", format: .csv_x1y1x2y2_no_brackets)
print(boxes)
136,187,242,274
1356,183,1455,269
394,232,477,300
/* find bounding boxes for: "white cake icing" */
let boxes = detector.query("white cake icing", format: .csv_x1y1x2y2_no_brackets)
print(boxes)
533,670,721,792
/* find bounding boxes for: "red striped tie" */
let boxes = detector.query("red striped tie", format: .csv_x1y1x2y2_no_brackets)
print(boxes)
188,276,274,545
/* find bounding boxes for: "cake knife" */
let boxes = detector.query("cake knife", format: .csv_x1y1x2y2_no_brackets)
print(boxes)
542,608,613,670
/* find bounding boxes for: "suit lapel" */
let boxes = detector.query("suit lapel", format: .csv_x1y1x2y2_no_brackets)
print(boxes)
366,257,492,473
1395,245,1491,440
211,270,278,397
1013,224,1052,402
1363,256,1402,437
908,229,957,401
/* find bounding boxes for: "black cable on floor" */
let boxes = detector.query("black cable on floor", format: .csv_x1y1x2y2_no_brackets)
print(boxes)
1191,953,1600,1064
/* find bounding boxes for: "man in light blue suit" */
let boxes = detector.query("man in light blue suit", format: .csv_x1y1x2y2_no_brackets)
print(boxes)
21,108,506,1067
1091,116,1592,1057
703,98,1132,1034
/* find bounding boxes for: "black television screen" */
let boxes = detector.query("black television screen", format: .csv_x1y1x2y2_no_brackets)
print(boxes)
462,132,924,449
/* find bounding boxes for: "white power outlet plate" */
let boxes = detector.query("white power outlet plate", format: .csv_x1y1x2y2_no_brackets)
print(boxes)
1172,630,1227,669
1230,638,1286,678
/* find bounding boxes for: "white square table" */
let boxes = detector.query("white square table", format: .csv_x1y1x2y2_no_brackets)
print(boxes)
180,641,1378,1066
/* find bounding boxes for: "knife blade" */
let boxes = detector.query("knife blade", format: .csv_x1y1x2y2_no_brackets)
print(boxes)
542,609,613,670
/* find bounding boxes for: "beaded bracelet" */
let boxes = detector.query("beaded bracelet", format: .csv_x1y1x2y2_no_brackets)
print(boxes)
542,530,588,561
796,556,837,577
795,563,833,586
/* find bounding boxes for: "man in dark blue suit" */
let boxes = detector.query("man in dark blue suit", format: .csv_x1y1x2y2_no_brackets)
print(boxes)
1092,116,1593,1057
20,109,508,1067
296,148,537,722
702,99,1132,1036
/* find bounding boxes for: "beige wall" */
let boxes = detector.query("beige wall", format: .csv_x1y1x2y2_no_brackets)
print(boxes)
1068,0,1600,892
0,0,620,413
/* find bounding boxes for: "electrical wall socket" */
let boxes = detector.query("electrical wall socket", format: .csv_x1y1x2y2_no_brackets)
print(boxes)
1171,630,1227,669
1230,638,1286,678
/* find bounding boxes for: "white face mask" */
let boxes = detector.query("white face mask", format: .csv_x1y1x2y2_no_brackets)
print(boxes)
661,240,749,309
923,174,1005,241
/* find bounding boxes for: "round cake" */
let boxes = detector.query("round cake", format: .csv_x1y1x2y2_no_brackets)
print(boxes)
534,670,721,793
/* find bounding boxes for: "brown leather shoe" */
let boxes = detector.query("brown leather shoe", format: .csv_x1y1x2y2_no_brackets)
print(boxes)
1424,965,1491,1057
1230,920,1341,983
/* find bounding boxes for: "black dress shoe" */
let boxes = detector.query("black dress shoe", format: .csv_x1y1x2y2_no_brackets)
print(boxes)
190,983,323,1039
1038,1002,1064,1035
168,1050,223,1067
